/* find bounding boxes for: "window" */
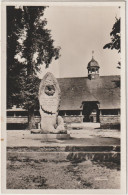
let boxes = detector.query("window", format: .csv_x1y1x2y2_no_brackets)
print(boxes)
66,110,80,115
15,111,28,116
7,111,15,116
7,111,28,117
59,111,65,116
34,111,40,116
101,109,119,115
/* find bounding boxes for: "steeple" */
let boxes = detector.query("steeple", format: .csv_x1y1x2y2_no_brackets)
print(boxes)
92,50,94,59
87,51,100,80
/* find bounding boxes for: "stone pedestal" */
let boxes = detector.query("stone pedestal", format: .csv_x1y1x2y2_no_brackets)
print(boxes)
28,129,70,140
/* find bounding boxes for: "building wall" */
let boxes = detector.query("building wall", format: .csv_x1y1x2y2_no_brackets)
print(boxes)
7,111,120,129
7,116,40,124
7,117,40,130
100,115,120,129
62,115,83,123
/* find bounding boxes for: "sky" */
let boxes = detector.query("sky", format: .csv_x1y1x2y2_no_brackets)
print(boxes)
38,6,121,79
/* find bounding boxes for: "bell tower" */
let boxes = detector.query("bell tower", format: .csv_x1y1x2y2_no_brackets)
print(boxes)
87,51,100,80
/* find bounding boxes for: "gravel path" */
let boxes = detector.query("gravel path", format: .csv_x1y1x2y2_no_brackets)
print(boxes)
7,129,120,147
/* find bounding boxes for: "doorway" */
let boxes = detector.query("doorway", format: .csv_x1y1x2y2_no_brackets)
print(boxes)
82,101,99,122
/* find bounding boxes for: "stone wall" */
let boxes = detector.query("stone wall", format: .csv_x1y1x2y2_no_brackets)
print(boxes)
100,115,120,129
62,115,83,123
7,116,40,124
7,114,120,130
7,117,41,130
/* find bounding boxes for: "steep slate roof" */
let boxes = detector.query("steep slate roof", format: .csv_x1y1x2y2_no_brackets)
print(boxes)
57,75,120,110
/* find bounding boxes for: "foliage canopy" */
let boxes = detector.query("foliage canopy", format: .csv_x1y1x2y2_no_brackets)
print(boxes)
7,6,61,110
103,17,121,68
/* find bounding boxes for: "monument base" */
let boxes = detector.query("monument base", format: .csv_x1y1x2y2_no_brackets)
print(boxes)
29,129,70,140
31,128,67,134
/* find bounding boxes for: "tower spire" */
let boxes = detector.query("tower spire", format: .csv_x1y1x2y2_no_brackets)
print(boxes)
92,50,94,59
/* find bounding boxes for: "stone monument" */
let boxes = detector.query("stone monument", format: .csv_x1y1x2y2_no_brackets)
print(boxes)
29,71,70,141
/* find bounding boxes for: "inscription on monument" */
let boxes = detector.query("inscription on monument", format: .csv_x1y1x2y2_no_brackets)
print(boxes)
40,96,59,114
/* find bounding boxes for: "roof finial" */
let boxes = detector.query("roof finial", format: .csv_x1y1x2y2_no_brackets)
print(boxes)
92,50,94,59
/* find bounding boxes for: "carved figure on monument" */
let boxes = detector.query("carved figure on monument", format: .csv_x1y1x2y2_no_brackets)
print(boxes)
39,72,66,134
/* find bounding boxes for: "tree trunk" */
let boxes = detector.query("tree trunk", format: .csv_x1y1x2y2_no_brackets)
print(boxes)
28,107,36,130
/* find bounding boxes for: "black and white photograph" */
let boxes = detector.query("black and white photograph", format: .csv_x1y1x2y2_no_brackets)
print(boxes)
1,1,126,194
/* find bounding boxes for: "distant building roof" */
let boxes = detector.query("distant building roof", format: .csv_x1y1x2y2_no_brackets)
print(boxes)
7,75,120,112
57,75,120,110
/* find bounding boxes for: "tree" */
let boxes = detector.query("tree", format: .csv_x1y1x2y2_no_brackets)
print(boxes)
7,6,61,129
103,17,121,68
7,6,24,108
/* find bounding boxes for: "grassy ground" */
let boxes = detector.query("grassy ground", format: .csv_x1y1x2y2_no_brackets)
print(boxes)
7,152,120,189
7,128,120,189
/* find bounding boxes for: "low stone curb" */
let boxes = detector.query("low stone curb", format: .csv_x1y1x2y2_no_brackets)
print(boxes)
7,145,120,152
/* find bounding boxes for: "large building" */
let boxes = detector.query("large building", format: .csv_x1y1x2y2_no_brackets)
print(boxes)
7,55,120,129
58,55,120,128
